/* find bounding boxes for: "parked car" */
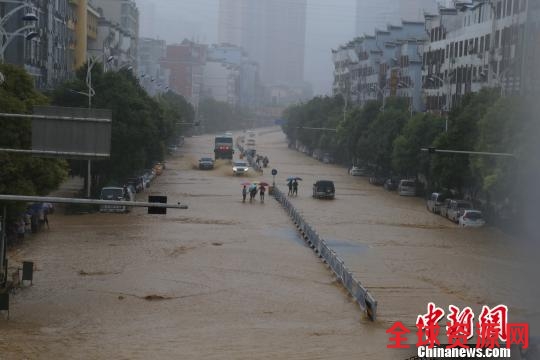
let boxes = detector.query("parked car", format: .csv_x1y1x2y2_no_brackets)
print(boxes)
322,153,334,164
232,161,249,176
100,187,132,213
398,180,417,196
369,175,386,186
313,180,335,199
440,198,453,218
198,157,215,170
153,162,164,176
458,210,486,228
383,178,399,191
426,192,449,214
349,166,368,176
446,200,474,223
127,177,144,193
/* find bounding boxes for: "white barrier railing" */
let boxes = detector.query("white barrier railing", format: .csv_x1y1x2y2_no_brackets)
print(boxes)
272,186,378,321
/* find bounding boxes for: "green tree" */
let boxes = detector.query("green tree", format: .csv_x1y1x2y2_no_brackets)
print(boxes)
53,64,189,191
430,88,500,194
0,64,68,204
392,113,444,178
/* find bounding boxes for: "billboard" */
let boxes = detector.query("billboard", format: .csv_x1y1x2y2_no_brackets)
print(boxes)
31,106,112,159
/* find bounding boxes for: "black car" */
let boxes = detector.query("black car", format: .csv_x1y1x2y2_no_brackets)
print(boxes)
383,178,399,191
313,180,335,199
198,157,215,170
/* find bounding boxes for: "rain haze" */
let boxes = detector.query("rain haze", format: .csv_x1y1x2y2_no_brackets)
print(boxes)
137,0,357,94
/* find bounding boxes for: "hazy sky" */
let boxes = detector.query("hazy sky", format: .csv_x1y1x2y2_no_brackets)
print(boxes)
137,0,357,95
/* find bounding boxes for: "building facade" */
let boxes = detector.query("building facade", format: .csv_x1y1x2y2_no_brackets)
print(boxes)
422,0,530,112
137,37,169,96
161,40,207,108
356,0,438,36
205,44,261,108
333,21,427,112
92,0,139,69
1,0,71,89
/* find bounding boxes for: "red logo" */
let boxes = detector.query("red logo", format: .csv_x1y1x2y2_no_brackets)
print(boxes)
386,321,411,349
416,303,445,348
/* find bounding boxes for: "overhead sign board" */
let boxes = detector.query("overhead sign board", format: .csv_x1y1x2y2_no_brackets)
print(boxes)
31,106,112,160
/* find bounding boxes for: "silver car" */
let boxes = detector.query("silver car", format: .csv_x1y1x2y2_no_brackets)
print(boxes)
398,180,417,196
446,200,474,223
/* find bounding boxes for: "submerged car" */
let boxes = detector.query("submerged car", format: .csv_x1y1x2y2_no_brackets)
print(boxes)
198,157,215,170
426,192,449,214
232,161,249,176
446,200,474,223
398,180,417,196
100,187,132,213
349,166,367,176
459,210,486,228
313,180,335,199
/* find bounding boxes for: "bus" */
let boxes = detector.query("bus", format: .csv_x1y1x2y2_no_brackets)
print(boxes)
214,135,234,159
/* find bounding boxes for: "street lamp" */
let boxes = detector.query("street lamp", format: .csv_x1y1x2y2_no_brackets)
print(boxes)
0,1,39,62
369,83,387,112
426,74,451,132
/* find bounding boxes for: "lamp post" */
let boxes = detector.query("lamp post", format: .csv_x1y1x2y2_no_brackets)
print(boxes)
0,0,39,62
369,83,387,112
427,74,451,132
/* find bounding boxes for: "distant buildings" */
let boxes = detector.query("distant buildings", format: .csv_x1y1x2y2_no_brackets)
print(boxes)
355,0,438,36
137,38,169,96
339,0,538,113
422,0,530,112
218,0,307,88
161,40,207,108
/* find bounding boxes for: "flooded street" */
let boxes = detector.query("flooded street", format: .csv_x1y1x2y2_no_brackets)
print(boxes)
1,129,537,359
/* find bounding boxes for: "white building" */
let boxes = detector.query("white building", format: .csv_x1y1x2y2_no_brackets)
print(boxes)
422,0,530,112
137,38,169,96
203,61,239,106
334,21,427,112
356,0,439,36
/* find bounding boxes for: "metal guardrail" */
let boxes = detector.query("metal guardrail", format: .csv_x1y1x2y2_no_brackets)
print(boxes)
271,186,378,321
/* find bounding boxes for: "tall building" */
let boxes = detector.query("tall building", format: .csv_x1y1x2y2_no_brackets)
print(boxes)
1,0,71,89
68,0,101,70
161,40,207,108
355,0,438,36
92,0,139,68
138,38,169,96
218,0,306,87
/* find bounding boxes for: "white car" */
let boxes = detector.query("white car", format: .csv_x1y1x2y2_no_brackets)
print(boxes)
398,180,417,196
459,210,486,228
349,166,367,176
232,161,249,176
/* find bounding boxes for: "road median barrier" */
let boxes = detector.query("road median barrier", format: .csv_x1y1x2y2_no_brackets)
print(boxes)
272,186,378,321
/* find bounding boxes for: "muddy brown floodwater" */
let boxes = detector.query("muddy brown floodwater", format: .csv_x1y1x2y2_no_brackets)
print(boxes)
1,129,538,359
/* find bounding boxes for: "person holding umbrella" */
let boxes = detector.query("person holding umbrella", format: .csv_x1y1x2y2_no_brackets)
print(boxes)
249,183,258,202
287,179,293,196
292,180,299,196
259,182,269,203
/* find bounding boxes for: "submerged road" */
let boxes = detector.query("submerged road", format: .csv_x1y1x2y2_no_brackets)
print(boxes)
1,128,537,359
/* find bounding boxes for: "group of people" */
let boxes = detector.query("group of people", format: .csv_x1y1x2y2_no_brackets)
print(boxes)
255,155,269,168
288,180,299,196
6,203,53,247
242,183,266,203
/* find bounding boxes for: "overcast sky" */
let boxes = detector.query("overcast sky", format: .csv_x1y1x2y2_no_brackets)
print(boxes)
137,0,357,95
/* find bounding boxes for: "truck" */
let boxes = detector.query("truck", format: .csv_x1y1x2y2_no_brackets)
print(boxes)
214,135,234,159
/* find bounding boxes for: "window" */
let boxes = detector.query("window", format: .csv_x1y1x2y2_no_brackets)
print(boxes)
464,40,469,56
474,38,478,53
446,44,450,59
496,1,502,18
521,0,527,12
459,41,463,57
507,0,513,15
514,0,520,13
485,34,491,51
480,36,485,52
473,67,477,80
450,42,454,58
495,30,500,47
